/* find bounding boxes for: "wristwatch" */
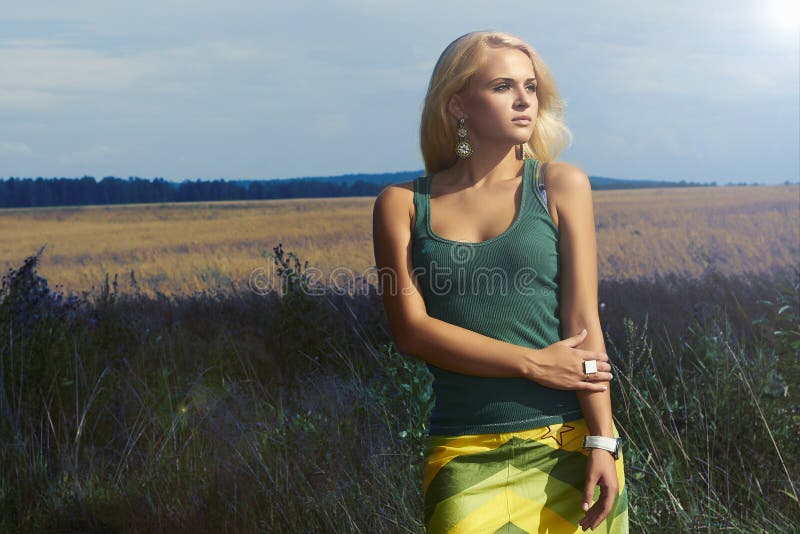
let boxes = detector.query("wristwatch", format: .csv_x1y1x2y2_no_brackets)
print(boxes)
583,436,622,459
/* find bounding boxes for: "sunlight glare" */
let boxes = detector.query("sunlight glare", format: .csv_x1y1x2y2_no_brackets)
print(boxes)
762,0,800,33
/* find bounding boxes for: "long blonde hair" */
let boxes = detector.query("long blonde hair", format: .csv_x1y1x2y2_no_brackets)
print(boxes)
420,31,573,175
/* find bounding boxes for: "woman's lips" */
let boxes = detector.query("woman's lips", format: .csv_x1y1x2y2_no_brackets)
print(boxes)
512,117,532,125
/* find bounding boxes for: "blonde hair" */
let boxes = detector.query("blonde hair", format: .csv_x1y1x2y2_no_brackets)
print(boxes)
420,30,573,174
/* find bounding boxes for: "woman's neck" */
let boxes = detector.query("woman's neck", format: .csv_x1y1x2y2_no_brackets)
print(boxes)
444,145,523,188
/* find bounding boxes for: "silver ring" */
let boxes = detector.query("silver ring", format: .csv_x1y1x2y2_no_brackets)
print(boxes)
583,359,598,378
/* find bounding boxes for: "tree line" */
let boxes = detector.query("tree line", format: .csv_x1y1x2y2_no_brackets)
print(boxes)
0,176,391,208
0,174,781,209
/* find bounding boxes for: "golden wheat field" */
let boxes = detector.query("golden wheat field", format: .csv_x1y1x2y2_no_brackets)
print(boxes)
1,184,798,297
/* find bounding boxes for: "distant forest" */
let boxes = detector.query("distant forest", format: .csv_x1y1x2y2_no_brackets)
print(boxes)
0,171,766,209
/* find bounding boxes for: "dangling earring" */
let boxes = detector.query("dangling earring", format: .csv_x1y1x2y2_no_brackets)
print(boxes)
516,143,526,160
455,118,473,159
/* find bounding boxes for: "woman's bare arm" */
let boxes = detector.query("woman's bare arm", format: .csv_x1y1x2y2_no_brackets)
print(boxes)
547,163,615,436
372,181,611,391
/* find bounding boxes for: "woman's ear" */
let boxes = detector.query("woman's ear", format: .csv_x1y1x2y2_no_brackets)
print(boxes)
447,93,467,121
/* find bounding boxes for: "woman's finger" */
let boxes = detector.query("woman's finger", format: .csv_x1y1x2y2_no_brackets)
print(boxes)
581,470,598,514
585,372,614,382
586,485,615,529
582,351,609,362
561,328,588,346
577,381,608,392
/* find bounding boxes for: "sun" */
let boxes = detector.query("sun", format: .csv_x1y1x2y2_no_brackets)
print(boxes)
762,0,800,33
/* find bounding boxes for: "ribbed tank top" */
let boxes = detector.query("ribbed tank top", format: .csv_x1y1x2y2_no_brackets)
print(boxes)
411,158,582,436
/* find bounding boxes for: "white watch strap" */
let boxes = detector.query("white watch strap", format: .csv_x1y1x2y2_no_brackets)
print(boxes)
583,436,618,453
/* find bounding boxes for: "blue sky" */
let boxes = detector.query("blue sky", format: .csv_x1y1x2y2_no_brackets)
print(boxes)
0,0,798,184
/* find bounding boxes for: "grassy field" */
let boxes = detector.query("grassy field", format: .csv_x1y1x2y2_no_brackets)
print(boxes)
1,185,798,531
1,184,798,297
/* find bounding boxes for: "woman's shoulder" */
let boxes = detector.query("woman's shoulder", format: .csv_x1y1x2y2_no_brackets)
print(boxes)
540,161,591,193
539,161,594,228
375,179,416,203
372,178,420,229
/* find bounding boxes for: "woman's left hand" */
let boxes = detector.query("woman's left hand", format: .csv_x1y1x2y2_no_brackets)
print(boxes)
578,448,620,531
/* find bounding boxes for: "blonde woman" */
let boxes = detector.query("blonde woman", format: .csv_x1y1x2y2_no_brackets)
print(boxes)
372,31,628,533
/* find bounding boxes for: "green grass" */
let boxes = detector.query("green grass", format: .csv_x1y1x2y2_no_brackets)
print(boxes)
0,246,797,532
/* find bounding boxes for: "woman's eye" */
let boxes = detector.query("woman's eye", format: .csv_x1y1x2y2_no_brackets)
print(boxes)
527,85,538,92
493,84,510,92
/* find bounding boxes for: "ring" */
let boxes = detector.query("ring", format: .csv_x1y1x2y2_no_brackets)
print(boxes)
583,359,598,380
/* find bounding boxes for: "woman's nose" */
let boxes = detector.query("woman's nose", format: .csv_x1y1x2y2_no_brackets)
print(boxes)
515,89,530,109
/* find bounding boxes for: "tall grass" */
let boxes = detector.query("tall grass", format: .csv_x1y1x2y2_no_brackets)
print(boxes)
0,248,797,532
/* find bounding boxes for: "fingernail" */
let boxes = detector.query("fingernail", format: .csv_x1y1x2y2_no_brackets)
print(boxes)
581,328,587,334
602,386,608,391
582,502,589,511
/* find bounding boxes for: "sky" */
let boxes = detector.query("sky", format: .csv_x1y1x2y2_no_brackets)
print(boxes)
0,0,798,184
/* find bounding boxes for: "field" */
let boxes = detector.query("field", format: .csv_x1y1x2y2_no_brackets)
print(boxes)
1,184,798,532
1,184,798,296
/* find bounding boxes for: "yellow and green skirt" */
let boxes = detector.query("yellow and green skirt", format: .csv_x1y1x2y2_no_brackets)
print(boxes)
422,418,629,533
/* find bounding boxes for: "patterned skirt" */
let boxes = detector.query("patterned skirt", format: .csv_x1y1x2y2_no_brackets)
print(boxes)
422,418,629,533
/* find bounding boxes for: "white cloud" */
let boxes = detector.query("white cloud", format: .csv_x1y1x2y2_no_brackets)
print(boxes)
57,144,121,166
0,141,33,155
0,46,152,92
0,88,66,110
566,41,797,99
0,38,70,47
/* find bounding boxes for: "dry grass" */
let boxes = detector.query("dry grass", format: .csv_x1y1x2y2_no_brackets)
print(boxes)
1,184,797,296
593,185,799,280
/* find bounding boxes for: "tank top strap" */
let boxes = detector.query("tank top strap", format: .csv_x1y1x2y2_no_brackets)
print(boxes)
412,175,430,238
523,158,536,192
526,158,551,215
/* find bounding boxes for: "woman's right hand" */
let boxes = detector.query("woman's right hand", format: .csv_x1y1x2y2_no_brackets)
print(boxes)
528,329,613,392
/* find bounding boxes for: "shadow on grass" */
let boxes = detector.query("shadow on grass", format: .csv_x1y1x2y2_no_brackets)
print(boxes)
0,247,797,532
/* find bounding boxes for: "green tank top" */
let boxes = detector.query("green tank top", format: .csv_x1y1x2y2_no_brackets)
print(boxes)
411,157,582,435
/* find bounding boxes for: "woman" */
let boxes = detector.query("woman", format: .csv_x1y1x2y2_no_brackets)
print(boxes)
372,31,628,533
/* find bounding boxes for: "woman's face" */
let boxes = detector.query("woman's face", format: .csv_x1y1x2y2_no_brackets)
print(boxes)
451,46,538,149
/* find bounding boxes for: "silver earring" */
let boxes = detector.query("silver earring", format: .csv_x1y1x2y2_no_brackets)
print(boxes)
455,118,473,159
516,143,526,160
